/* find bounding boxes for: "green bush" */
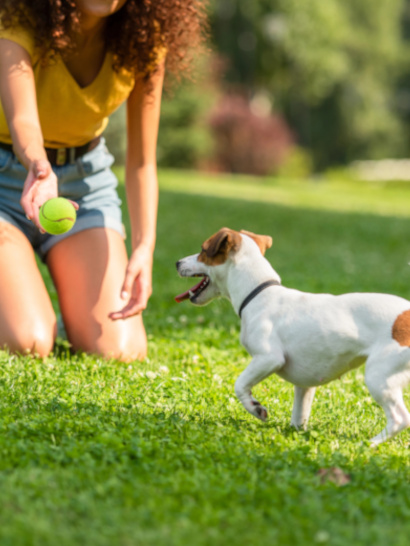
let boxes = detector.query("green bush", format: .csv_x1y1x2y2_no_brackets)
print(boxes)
104,56,216,169
210,0,410,169
276,145,314,179
157,81,215,168
104,104,126,164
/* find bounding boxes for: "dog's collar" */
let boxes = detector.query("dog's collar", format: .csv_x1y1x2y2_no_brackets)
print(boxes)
238,280,281,318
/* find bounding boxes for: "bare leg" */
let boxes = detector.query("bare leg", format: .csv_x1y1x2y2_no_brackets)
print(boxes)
47,228,147,362
290,386,316,429
234,353,284,421
0,223,56,356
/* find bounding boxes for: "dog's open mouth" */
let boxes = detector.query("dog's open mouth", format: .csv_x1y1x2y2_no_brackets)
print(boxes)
175,275,210,303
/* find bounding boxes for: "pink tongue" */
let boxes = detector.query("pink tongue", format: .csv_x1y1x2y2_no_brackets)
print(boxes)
175,290,190,303
175,279,204,303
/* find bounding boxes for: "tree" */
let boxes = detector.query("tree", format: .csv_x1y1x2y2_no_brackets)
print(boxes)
210,0,408,168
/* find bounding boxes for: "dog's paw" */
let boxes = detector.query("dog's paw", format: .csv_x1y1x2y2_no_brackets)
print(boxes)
251,400,268,421
290,420,307,430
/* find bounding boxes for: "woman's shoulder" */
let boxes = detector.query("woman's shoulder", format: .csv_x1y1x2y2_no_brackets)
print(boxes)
0,20,36,61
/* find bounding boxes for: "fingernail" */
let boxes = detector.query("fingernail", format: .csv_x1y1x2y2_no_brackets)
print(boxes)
26,215,31,221
121,291,128,300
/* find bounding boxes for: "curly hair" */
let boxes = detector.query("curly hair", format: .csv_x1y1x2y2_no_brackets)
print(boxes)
0,0,208,79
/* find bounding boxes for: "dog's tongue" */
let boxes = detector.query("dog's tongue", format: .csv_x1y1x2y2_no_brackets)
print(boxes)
175,290,190,303
175,279,204,303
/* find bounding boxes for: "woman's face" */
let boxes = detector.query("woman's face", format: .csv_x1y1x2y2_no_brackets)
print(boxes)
74,0,128,19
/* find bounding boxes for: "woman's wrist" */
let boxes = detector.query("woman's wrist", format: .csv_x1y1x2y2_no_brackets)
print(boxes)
9,127,48,169
131,236,156,254
28,158,53,179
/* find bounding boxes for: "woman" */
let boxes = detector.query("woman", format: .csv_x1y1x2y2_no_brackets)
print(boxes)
0,0,205,360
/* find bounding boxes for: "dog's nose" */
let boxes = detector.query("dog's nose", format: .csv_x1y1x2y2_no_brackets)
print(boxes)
176,260,181,270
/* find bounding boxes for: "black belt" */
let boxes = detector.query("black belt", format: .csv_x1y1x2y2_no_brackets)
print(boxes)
0,136,101,166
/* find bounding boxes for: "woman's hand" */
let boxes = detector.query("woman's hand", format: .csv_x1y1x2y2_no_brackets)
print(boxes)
20,159,58,230
109,244,154,320
20,158,79,232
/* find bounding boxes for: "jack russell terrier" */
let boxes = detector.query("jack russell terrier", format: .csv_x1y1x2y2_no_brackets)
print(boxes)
175,227,410,445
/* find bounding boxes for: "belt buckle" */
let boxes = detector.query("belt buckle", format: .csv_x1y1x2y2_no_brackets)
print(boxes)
56,148,67,166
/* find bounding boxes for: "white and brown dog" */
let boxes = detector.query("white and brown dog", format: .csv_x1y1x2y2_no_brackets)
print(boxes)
176,227,410,445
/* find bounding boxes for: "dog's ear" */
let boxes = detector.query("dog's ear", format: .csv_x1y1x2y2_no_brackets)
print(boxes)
240,230,273,255
199,228,242,264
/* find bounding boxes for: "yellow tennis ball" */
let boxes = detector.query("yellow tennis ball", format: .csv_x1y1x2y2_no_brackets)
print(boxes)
39,197,77,235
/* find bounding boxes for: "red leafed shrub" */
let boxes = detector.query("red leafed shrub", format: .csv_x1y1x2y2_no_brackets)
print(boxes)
208,94,295,176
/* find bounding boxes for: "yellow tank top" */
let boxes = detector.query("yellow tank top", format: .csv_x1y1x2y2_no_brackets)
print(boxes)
0,25,136,148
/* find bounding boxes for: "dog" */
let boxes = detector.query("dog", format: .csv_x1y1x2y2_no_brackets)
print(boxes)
175,227,410,445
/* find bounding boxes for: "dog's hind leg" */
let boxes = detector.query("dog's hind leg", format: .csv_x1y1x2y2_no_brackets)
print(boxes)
290,386,316,429
365,356,410,446
235,353,285,421
367,387,410,446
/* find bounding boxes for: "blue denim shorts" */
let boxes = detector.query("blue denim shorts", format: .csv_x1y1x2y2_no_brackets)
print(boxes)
0,138,125,261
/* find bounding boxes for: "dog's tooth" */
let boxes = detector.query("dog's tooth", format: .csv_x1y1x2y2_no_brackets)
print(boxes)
189,290,195,298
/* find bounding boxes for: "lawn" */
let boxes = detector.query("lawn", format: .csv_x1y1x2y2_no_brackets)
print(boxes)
1,170,410,545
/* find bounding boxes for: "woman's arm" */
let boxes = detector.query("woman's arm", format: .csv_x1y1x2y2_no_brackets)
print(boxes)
0,39,45,163
0,38,58,227
109,61,165,320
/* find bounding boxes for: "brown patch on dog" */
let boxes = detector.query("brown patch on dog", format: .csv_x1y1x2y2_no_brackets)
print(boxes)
198,227,242,265
392,310,410,346
240,230,273,255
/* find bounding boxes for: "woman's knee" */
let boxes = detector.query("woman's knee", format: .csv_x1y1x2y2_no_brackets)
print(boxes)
97,331,147,362
70,322,148,362
2,321,57,358
85,339,147,362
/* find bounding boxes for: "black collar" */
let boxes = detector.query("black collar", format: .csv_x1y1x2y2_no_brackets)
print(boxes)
238,280,281,318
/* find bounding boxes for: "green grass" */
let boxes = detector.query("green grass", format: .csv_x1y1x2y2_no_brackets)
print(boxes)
3,170,410,545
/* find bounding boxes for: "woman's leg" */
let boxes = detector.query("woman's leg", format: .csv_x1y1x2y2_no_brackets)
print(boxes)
0,222,57,356
46,227,147,362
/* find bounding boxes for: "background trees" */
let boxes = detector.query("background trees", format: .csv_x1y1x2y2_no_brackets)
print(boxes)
106,0,410,174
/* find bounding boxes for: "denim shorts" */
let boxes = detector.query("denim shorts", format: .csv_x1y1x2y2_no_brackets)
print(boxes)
0,138,125,261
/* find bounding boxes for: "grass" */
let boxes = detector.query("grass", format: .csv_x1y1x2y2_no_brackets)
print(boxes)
2,170,410,545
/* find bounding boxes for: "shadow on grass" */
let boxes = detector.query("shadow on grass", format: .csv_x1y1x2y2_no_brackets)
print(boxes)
1,370,410,546
0,391,404,471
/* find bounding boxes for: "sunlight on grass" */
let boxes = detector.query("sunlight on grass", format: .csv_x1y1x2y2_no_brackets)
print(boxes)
154,168,410,218
6,169,410,545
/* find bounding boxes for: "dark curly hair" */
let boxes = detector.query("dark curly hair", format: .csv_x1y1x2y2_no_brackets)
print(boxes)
0,0,208,79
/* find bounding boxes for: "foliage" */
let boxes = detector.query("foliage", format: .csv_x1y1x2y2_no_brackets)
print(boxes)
107,1,410,172
276,145,313,179
22,168,410,545
208,92,295,175
156,73,215,169
104,53,216,169
103,104,127,164
209,0,410,169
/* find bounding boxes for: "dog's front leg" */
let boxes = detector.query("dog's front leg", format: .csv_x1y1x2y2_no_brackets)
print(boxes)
290,386,316,429
235,353,284,421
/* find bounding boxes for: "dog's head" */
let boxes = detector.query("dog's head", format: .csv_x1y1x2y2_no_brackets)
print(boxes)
175,227,272,305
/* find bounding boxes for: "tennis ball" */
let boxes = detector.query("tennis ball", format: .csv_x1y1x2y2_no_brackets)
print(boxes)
39,197,77,235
